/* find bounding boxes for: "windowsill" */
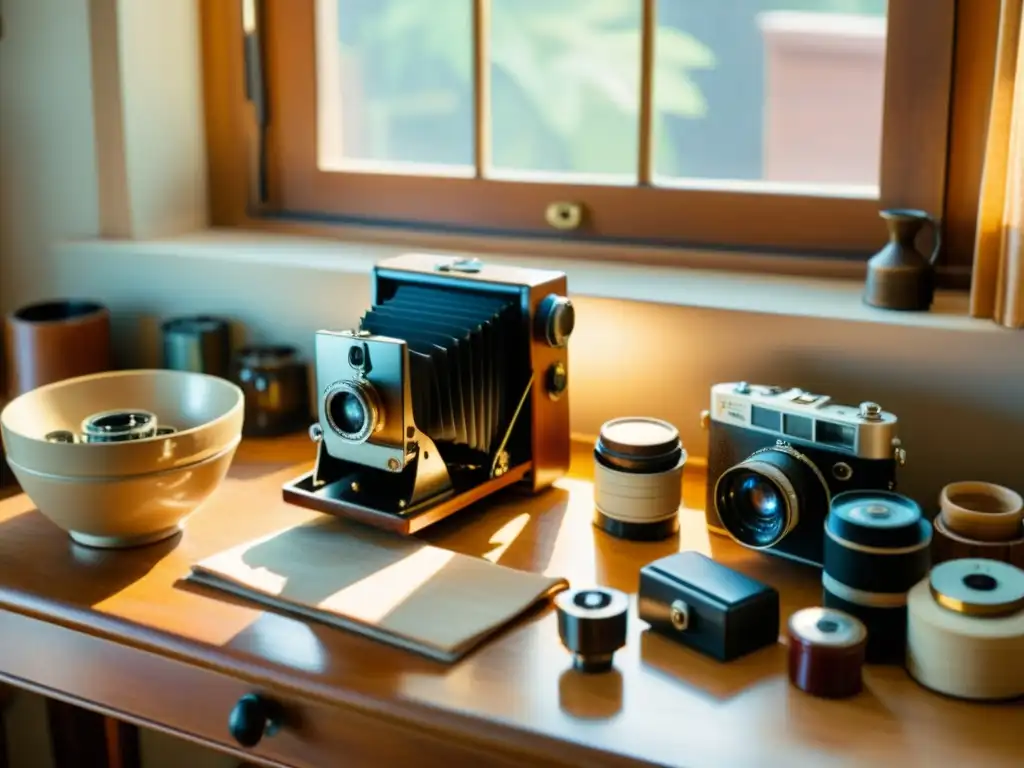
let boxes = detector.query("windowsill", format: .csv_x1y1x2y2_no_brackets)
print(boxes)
57,228,996,333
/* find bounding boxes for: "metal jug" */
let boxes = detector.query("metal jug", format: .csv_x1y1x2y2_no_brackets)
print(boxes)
863,209,941,311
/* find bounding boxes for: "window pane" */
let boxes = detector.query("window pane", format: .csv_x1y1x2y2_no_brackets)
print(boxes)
316,0,474,174
488,0,641,183
653,0,887,194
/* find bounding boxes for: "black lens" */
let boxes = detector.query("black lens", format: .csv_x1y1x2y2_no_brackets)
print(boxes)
717,470,787,547
329,391,366,436
91,411,152,431
82,410,157,442
348,346,364,368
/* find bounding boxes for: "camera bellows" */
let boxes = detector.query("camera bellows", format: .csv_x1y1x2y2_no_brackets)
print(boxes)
787,607,867,699
593,418,686,541
907,559,1024,700
555,587,629,673
822,491,931,664
360,285,516,454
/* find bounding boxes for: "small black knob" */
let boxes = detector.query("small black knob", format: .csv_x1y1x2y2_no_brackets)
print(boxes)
555,587,629,673
537,294,575,348
228,693,283,748
546,361,568,399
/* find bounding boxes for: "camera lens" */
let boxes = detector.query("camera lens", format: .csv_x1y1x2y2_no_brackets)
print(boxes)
592,417,686,542
330,391,366,435
348,346,365,368
80,410,158,443
718,470,788,547
324,380,381,443
715,445,828,550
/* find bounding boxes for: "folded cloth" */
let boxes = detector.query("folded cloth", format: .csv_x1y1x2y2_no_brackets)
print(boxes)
187,516,568,663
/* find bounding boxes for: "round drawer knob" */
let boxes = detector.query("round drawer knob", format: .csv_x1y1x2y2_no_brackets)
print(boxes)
228,693,283,748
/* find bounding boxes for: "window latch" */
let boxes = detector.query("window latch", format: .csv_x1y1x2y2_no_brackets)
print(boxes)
545,202,584,231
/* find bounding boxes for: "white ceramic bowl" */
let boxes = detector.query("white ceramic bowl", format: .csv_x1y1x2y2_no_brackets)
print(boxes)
1,369,244,478
5,437,240,548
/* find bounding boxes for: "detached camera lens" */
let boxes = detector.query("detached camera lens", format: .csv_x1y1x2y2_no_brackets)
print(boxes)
324,380,381,443
80,410,158,443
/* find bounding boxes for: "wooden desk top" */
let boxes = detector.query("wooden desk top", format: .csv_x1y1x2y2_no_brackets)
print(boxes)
0,437,1019,767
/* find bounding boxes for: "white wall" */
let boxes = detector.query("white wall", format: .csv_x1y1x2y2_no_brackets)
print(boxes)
2,0,1023,765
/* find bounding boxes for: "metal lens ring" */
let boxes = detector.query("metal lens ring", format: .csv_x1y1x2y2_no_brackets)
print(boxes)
715,442,830,549
715,461,798,549
80,410,158,443
759,442,832,509
324,380,381,443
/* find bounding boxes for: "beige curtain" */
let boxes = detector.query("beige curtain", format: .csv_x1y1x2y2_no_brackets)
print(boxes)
971,0,1024,327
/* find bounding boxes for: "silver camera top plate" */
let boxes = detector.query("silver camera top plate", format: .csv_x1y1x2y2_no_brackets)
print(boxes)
709,382,899,461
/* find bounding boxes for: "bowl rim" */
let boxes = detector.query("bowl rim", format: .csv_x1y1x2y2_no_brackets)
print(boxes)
0,368,244,446
5,435,242,483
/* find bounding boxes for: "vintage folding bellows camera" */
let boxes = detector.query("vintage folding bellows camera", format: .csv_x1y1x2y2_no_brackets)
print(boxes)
283,254,573,534
702,382,907,567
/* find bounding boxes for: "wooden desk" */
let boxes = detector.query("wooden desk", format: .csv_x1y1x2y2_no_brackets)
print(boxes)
0,438,1018,768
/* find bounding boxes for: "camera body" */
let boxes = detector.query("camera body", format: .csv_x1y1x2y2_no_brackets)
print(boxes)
283,254,573,534
704,382,905,567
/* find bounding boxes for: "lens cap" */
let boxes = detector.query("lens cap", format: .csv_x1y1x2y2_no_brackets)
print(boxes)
829,490,929,548
596,417,683,473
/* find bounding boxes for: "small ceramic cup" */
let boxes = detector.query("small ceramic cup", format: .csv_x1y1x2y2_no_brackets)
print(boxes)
939,481,1024,543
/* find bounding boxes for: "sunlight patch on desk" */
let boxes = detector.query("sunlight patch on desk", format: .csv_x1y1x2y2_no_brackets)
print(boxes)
481,512,532,564
318,547,456,623
544,477,599,579
244,615,328,674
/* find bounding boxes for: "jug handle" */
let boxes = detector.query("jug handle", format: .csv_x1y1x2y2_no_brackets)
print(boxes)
926,215,943,265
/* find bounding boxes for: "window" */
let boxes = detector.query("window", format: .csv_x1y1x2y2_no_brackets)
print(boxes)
202,1,987,274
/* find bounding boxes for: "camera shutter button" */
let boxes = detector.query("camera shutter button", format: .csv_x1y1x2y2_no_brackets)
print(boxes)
858,402,882,420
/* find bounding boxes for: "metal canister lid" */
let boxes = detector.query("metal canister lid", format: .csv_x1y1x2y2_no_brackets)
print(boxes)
828,490,929,548
595,417,683,473
929,558,1024,617
788,607,867,648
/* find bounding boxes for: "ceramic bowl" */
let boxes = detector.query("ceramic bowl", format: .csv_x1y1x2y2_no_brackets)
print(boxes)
5,437,240,548
1,369,244,478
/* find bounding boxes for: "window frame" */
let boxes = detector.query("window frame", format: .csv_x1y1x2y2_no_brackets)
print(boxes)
201,0,994,288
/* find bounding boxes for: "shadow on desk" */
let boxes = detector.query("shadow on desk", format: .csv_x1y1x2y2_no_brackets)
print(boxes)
0,508,180,609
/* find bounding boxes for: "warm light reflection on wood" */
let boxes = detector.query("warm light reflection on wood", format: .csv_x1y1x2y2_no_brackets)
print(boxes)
318,547,455,623
247,615,328,674
545,478,599,579
482,512,531,563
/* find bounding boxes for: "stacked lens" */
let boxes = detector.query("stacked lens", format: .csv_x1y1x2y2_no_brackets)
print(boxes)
593,417,686,541
822,490,931,663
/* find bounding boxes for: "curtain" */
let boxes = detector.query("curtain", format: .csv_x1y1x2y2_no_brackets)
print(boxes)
970,0,1024,327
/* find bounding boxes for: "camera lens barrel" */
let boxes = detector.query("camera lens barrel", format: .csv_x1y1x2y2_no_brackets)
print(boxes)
787,607,867,699
822,490,931,663
555,587,629,673
592,417,686,541
80,410,159,443
324,380,381,443
714,445,828,551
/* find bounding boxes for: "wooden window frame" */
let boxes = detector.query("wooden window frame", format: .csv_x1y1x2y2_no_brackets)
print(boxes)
202,1,998,288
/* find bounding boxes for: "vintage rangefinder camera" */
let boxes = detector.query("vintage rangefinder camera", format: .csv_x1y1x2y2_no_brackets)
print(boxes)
702,382,906,567
283,254,573,534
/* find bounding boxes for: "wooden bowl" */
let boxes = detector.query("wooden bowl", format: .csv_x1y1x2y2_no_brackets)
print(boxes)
1,369,243,478
5,437,239,548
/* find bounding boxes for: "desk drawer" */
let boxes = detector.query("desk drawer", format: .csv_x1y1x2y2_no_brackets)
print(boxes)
0,610,521,768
